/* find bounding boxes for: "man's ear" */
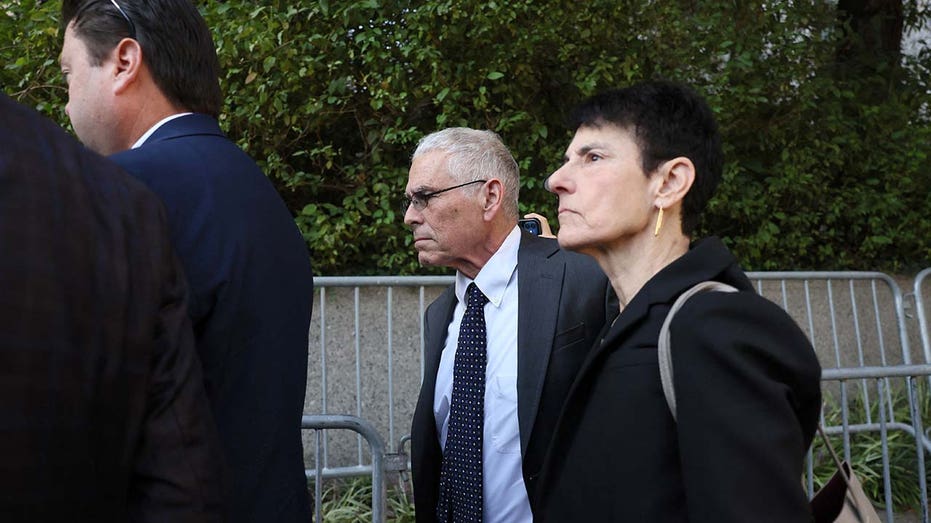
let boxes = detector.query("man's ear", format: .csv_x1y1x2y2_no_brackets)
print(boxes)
653,156,695,209
112,38,143,94
482,179,504,220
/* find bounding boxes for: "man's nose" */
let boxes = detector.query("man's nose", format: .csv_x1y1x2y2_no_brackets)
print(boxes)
403,204,420,226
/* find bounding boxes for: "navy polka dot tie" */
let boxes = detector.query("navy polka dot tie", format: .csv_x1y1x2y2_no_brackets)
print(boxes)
437,283,489,523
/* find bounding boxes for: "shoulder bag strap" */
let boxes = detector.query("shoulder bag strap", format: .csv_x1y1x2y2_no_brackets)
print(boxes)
658,280,738,421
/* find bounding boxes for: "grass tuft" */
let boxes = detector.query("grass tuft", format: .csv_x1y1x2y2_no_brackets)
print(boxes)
310,477,415,522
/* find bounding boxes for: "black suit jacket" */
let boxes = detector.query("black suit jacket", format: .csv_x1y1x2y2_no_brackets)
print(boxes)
109,114,314,522
534,237,822,522
410,231,613,522
0,95,225,521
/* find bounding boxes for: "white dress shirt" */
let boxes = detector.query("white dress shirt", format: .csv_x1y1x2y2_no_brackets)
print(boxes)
130,112,193,149
434,226,532,523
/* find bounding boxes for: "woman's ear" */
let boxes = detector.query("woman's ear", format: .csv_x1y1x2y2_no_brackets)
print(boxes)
654,156,695,209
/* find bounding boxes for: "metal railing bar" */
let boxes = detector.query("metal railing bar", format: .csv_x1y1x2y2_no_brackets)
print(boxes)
387,287,396,452
745,271,898,281
914,269,931,395
418,286,426,384
827,281,852,460
355,287,363,464
804,280,817,356
822,364,931,380
315,275,454,287
305,465,376,480
314,428,323,523
849,280,872,423
907,376,930,521
869,280,893,422
877,378,894,522
319,287,329,466
302,415,386,523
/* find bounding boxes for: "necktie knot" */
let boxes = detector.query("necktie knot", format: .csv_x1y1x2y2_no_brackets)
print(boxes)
467,282,489,310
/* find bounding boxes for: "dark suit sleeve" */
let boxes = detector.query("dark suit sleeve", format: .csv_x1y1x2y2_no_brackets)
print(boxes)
128,210,227,522
671,292,821,523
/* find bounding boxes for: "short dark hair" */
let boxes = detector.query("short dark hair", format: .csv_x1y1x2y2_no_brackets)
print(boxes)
569,81,723,236
62,0,222,117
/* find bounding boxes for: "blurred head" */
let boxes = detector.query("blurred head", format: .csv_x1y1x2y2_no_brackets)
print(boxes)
60,0,221,152
546,81,722,256
403,128,520,278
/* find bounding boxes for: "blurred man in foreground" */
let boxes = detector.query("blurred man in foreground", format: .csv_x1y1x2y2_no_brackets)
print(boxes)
0,93,225,521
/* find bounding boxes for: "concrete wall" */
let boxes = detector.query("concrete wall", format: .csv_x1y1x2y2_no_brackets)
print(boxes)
301,272,931,470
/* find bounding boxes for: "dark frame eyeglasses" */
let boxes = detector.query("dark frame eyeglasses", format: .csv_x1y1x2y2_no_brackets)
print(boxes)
401,179,487,213
108,0,136,40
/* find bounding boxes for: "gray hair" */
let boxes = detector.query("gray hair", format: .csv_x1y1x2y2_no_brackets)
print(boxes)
413,128,520,218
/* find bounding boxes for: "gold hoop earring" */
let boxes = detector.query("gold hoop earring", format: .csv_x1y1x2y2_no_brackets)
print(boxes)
653,207,664,237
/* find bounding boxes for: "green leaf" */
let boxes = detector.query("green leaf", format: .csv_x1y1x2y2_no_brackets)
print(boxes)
436,87,450,102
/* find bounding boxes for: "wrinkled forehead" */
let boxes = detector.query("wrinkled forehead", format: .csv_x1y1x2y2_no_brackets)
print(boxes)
407,150,454,191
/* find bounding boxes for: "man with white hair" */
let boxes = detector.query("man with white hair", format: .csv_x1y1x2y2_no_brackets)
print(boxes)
405,128,614,522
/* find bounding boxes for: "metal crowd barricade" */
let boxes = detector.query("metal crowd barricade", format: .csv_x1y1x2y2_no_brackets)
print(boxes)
745,271,917,367
746,272,929,522
916,268,931,367
811,366,931,523
304,272,931,522
302,414,387,523
303,274,455,509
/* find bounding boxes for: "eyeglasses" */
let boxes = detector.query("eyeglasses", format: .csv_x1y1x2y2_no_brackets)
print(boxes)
108,0,137,40
401,179,487,213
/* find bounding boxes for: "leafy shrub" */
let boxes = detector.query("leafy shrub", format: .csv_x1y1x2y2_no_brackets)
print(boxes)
2,1,929,274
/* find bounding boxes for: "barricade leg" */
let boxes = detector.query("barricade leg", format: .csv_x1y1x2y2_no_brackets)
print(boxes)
302,415,387,523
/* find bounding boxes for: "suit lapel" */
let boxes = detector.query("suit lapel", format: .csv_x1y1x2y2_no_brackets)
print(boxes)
516,234,563,455
422,286,457,402
410,285,457,517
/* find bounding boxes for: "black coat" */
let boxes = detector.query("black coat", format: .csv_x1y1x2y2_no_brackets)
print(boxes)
410,232,614,522
0,94,226,521
534,237,822,522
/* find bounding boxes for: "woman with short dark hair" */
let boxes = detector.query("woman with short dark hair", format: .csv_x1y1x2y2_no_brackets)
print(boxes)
533,81,822,522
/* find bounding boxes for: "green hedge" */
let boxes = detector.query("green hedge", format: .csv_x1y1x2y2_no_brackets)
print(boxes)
3,1,929,274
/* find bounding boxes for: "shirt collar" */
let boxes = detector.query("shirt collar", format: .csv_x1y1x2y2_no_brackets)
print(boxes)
131,112,193,149
455,225,521,308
